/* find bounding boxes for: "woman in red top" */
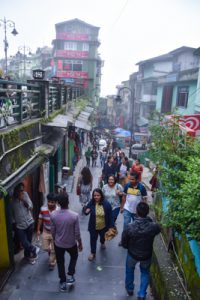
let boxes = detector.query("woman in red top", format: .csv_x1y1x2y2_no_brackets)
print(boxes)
131,159,143,182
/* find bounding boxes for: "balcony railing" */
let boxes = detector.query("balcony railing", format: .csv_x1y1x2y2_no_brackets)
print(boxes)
0,79,84,130
0,80,41,129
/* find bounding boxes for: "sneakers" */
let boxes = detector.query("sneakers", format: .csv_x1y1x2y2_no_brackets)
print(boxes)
28,258,36,265
60,282,67,292
29,246,40,260
66,275,75,285
88,253,96,261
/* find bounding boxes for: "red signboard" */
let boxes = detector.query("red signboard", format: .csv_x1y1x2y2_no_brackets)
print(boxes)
55,50,89,58
165,114,200,137
56,32,89,41
56,71,88,79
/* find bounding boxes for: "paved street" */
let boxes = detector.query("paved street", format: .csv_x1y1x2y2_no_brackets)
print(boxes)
1,157,154,300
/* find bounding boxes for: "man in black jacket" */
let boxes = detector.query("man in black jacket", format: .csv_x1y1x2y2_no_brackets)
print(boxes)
121,202,160,299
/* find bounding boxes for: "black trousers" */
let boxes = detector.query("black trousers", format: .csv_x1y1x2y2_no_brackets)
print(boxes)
54,244,78,283
89,228,107,254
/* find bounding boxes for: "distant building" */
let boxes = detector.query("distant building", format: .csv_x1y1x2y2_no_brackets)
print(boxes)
52,18,102,104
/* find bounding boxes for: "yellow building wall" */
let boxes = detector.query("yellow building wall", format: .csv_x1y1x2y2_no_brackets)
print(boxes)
0,197,10,268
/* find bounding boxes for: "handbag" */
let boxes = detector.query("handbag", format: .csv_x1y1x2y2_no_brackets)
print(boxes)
105,227,118,241
76,185,81,196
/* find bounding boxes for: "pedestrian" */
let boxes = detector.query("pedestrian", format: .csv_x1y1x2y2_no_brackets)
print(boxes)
100,147,107,168
50,193,83,292
85,146,92,167
130,159,143,182
37,193,58,270
102,155,117,184
119,172,147,245
76,166,93,209
102,175,123,223
149,165,159,197
84,188,114,261
117,157,129,187
121,202,160,299
91,146,98,167
12,182,39,264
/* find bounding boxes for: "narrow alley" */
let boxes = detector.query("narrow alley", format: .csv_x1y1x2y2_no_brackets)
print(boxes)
1,156,154,300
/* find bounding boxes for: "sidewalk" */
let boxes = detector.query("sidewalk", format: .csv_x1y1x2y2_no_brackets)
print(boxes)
1,159,154,300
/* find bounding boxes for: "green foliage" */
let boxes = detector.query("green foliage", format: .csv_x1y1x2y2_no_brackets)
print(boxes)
150,118,200,241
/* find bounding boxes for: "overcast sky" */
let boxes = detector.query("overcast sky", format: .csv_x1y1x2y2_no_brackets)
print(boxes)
1,0,200,96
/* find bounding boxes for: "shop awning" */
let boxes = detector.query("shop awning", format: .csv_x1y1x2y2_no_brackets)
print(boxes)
136,117,149,127
75,119,91,131
46,114,70,128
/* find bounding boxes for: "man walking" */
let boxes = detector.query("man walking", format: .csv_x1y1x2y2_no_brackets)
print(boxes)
12,182,39,264
50,193,83,292
121,202,160,299
120,172,147,229
37,193,57,270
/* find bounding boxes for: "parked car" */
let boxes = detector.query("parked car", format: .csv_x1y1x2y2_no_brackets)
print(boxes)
131,143,148,159
99,139,107,151
133,132,151,145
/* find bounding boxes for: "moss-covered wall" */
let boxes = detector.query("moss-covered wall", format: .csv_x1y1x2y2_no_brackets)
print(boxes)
151,239,187,300
174,235,200,299
153,193,200,299
0,122,40,181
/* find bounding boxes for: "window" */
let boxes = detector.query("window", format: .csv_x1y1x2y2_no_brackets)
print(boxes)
177,86,189,108
63,60,82,71
82,43,89,51
64,42,77,50
73,60,82,71
143,82,157,95
63,60,72,70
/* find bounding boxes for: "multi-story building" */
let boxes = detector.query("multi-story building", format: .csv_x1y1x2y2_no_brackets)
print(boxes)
52,18,102,105
136,46,199,121
116,46,200,133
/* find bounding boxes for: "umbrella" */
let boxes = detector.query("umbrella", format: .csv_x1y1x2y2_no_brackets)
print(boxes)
115,130,131,138
113,127,125,133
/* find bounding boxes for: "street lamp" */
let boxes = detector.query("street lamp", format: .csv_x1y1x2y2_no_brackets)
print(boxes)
0,17,18,76
17,45,31,79
115,86,135,158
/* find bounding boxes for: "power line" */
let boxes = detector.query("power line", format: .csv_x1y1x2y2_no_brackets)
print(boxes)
111,0,130,28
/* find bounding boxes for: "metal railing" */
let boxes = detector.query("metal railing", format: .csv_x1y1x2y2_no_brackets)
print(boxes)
0,79,84,130
0,80,41,129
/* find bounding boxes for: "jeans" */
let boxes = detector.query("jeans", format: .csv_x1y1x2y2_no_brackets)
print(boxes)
123,209,136,230
125,253,151,297
89,228,107,254
54,244,78,283
112,207,120,223
16,223,36,258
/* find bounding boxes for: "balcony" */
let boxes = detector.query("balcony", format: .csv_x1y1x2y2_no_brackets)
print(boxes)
140,94,157,103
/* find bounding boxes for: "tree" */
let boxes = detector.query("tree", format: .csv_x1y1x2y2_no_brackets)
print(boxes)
150,116,200,241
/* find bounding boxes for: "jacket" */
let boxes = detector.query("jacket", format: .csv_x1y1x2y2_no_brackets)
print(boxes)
102,163,117,182
121,216,160,261
85,199,114,232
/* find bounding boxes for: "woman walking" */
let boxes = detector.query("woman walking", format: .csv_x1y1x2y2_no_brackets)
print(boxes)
102,175,123,223
130,159,143,182
84,188,114,261
117,157,129,187
77,167,93,208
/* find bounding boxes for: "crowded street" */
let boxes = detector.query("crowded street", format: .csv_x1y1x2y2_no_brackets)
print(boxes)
1,150,154,300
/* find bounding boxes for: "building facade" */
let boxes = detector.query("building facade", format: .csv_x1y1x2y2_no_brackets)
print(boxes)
52,18,102,105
